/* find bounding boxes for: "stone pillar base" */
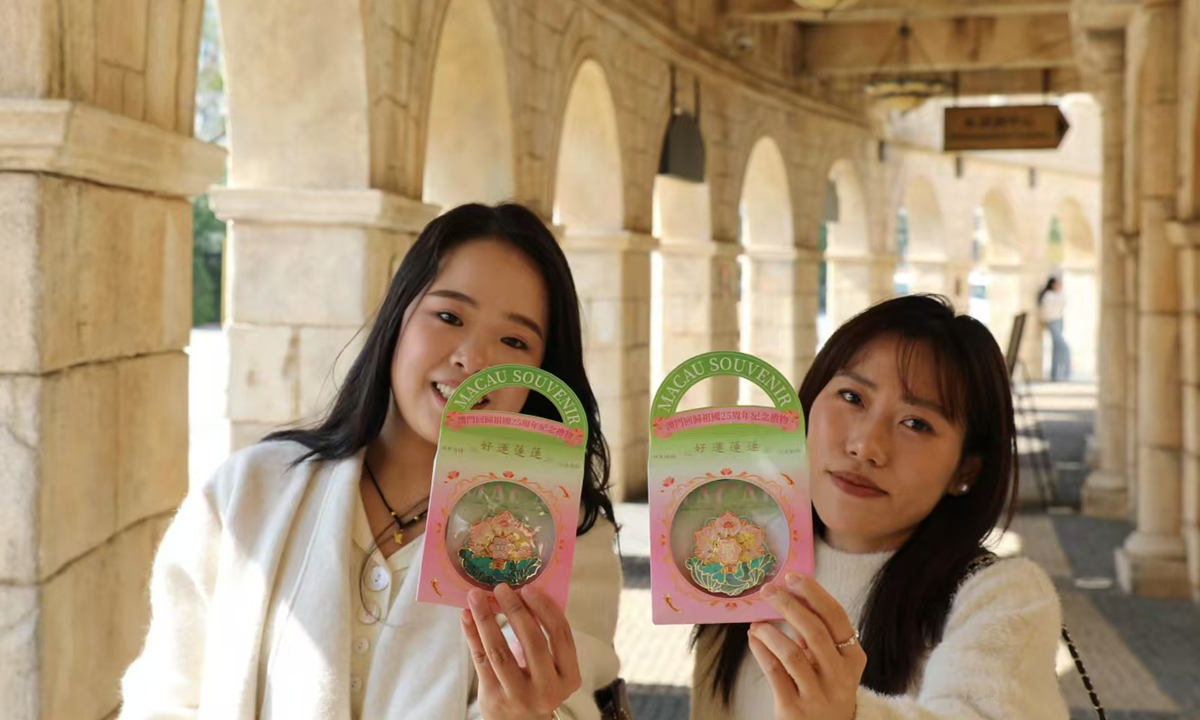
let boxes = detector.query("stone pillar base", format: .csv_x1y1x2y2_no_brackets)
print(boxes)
1116,542,1191,598
1081,471,1130,518
1186,526,1200,603
1084,433,1099,469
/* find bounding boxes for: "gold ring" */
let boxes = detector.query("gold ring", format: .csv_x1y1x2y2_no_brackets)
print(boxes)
835,630,860,650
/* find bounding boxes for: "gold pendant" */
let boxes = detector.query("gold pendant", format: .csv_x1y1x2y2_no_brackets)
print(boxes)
393,529,403,545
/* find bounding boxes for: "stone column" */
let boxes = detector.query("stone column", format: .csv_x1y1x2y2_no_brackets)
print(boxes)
907,256,949,297
1123,233,1142,506
561,232,655,501
1167,222,1200,600
0,101,225,719
209,188,438,451
987,260,1025,353
743,246,811,402
1083,32,1132,517
870,253,899,303
825,252,875,329
656,240,741,409
795,246,822,375
944,259,975,315
1116,0,1190,598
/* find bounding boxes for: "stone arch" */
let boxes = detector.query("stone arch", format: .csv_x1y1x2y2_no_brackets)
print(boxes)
900,176,948,295
980,189,1022,265
978,188,1024,347
824,159,872,334
737,137,794,403
903,176,947,260
1050,198,1099,380
217,0,371,187
739,137,794,248
650,174,715,406
1056,198,1099,265
422,0,515,210
650,92,730,408
553,59,624,233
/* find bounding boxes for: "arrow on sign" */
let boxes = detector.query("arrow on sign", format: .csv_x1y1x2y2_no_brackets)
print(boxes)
943,105,1070,152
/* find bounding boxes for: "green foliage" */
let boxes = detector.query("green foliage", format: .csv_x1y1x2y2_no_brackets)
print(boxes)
191,0,227,327
1048,217,1064,264
192,194,225,326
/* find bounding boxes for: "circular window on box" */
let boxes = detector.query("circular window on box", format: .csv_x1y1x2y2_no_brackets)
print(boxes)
445,481,556,590
668,478,788,597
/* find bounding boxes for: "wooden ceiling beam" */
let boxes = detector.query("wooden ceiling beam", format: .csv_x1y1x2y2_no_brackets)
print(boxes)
725,0,1072,24
800,14,1076,75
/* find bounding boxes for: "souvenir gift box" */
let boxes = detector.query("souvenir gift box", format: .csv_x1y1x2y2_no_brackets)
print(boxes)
648,351,813,624
417,365,588,611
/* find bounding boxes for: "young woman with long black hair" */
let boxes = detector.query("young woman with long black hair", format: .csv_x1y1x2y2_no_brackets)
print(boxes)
693,294,1068,720
120,203,621,720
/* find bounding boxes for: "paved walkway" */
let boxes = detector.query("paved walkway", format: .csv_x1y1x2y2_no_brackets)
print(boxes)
185,331,1200,719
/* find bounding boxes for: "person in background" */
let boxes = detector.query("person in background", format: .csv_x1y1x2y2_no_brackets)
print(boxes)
1038,276,1071,382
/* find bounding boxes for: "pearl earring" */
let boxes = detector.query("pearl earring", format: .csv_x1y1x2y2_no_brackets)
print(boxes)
956,482,970,494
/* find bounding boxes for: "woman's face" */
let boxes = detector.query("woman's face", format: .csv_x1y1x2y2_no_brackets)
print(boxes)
806,335,976,553
389,238,549,445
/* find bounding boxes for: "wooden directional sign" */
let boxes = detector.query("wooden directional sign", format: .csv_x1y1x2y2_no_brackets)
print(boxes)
943,105,1070,152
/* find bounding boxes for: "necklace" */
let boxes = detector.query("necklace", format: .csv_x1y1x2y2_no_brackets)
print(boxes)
363,459,430,547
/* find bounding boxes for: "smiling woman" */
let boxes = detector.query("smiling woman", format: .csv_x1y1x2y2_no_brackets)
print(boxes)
692,294,1070,720
118,203,622,720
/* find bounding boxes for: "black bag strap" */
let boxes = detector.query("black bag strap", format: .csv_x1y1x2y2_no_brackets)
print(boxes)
964,552,1105,720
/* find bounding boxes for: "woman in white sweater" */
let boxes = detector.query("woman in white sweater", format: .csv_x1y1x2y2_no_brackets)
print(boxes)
692,295,1070,720
120,204,623,720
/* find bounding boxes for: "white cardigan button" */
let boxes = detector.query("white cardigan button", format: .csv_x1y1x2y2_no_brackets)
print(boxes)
368,565,391,591
358,604,380,625
350,676,363,693
355,637,370,654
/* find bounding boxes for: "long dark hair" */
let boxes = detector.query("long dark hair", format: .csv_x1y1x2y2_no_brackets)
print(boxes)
266,202,615,534
696,294,1018,701
1038,275,1058,305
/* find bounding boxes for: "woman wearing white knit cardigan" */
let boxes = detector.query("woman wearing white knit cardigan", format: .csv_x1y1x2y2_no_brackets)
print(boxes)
119,204,623,720
692,295,1070,720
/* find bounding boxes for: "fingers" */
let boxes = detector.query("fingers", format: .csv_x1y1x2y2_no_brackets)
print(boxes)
762,581,842,672
782,574,856,647
779,574,868,670
467,588,527,696
748,633,799,707
493,584,558,683
750,622,821,697
461,608,503,699
519,586,581,690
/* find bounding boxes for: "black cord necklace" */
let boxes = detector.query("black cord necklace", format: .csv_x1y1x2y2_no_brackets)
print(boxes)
363,459,430,546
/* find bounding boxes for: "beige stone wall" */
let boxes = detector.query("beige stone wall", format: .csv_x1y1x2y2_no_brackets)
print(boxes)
0,0,204,135
210,0,872,499
7,2,1193,717
0,0,225,716
1173,227,1200,599
0,171,208,720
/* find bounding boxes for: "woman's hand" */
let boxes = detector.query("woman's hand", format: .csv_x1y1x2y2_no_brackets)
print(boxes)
748,574,867,720
462,584,580,720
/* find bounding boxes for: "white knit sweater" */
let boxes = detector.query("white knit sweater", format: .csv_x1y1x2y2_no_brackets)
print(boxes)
693,537,1070,720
